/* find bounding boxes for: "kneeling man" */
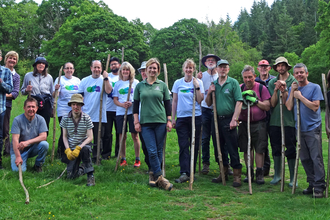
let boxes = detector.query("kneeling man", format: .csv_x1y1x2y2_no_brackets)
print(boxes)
11,97,49,172
60,94,95,186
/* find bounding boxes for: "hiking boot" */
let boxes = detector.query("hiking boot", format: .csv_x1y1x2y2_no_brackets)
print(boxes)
244,167,254,183
256,168,265,185
270,156,281,185
313,190,324,198
134,160,141,168
233,168,242,187
202,163,210,175
120,159,127,166
228,166,233,176
149,171,156,187
175,173,189,183
303,186,313,195
212,166,229,183
86,175,95,186
34,164,43,173
155,175,173,191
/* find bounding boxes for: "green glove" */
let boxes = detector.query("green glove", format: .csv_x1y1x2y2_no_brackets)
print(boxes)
245,95,257,103
242,90,254,96
71,146,82,158
65,148,75,161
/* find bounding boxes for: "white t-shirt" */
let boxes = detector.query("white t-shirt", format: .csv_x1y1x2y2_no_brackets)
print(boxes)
112,79,139,116
106,72,120,112
172,77,204,118
53,76,81,117
78,75,107,123
200,70,218,109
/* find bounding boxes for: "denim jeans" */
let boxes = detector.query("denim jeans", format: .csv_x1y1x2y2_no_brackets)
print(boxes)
139,132,150,170
176,116,202,176
0,110,6,161
11,141,49,171
201,107,216,165
103,111,119,158
141,123,166,176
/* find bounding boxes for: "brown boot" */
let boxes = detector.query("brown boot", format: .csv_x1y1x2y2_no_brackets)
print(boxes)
155,175,173,191
149,171,156,187
232,168,242,187
202,163,210,175
86,174,95,186
212,166,229,183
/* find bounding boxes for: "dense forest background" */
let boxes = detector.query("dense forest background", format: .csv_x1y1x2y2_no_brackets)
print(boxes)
1,0,330,89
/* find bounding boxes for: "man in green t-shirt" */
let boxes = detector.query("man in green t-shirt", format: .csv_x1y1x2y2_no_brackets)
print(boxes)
205,60,243,187
268,57,297,187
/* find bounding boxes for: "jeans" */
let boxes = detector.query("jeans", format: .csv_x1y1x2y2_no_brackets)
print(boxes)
141,123,166,176
57,116,64,158
11,141,49,172
214,117,242,169
103,111,119,158
201,107,216,165
140,132,150,170
176,116,202,176
3,107,11,155
0,110,6,161
92,122,105,161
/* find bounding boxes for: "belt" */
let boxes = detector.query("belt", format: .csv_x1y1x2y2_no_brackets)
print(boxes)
218,114,233,120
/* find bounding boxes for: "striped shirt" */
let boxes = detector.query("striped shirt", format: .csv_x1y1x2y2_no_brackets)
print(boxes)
60,111,94,149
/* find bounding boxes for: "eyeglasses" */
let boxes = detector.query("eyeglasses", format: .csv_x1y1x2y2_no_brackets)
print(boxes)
258,66,269,69
64,67,74,70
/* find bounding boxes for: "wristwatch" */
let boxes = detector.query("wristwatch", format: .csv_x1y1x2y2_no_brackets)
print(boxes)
104,77,109,81
196,87,200,90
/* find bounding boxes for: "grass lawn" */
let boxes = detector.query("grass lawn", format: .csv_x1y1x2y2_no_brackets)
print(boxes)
1,95,330,219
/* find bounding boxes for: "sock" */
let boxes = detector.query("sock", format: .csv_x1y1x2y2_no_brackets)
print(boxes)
87,171,93,176
136,157,140,161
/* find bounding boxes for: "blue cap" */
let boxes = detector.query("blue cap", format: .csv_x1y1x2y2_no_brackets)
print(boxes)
33,57,48,68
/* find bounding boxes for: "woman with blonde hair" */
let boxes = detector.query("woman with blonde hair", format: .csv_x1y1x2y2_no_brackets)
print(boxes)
172,58,204,183
113,62,140,167
133,58,173,191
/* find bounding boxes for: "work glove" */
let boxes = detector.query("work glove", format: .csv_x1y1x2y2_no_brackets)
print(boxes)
242,90,254,97
71,146,82,158
65,148,75,161
245,95,258,104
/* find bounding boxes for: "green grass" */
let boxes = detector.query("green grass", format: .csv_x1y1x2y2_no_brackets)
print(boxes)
1,95,330,219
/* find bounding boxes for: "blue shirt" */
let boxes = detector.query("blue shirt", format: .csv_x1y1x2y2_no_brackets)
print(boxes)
0,66,13,113
288,82,323,132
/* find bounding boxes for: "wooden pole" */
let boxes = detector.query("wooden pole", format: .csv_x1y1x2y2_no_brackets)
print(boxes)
96,54,111,166
51,66,63,163
121,47,124,63
189,79,197,190
28,81,31,98
321,73,330,198
247,102,252,195
292,98,300,194
37,168,67,188
115,81,133,171
162,63,168,177
18,164,29,204
212,82,226,185
198,40,202,175
280,92,285,192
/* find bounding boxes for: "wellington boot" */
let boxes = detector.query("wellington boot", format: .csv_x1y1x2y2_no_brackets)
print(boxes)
270,156,282,185
232,168,242,187
155,175,173,191
212,166,229,183
288,159,298,188
149,171,156,187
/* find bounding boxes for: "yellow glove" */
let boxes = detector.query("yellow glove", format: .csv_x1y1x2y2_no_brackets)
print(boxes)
65,148,75,161
71,146,82,158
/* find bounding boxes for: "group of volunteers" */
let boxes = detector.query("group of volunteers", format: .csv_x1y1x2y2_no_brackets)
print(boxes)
0,49,328,197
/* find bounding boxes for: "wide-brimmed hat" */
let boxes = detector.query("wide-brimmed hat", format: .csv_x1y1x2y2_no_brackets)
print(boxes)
258,60,270,66
33,57,48,68
273,57,292,71
68,94,84,106
138,61,147,74
217,59,229,66
202,54,221,68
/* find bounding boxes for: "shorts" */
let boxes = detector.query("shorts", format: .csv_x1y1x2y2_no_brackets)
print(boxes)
116,114,137,134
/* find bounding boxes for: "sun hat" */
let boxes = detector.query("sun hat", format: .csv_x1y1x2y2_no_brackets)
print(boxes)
202,54,221,68
273,57,292,71
68,94,84,106
138,61,147,74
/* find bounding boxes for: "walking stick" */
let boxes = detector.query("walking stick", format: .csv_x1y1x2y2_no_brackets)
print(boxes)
212,82,226,185
96,54,111,166
247,101,252,195
28,81,31,98
321,73,330,198
162,63,168,177
121,47,125,63
51,66,63,163
292,98,300,194
198,40,203,175
18,164,29,204
37,168,67,188
115,80,133,171
280,91,286,192
189,78,197,190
